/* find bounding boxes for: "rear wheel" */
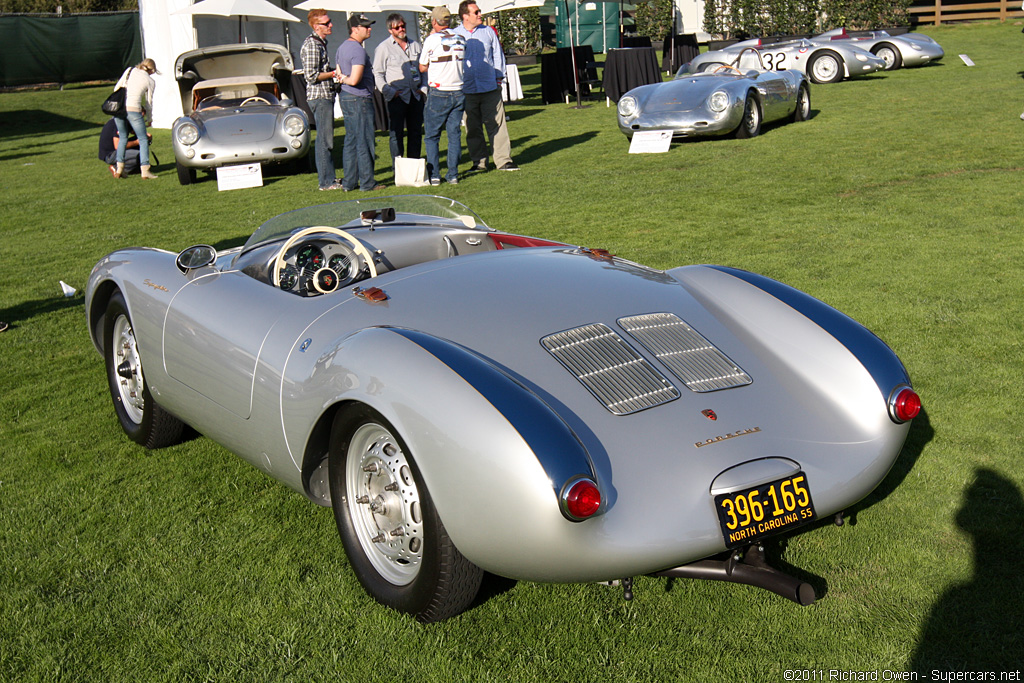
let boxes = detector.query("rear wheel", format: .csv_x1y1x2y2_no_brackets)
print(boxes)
872,43,902,70
103,292,184,448
791,83,811,122
734,94,761,139
176,162,196,186
329,405,483,622
808,50,844,84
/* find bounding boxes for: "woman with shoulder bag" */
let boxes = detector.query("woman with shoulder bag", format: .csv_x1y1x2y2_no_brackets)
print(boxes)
113,58,159,179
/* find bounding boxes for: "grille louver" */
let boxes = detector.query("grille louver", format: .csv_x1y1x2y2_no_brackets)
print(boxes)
541,324,680,415
618,313,752,393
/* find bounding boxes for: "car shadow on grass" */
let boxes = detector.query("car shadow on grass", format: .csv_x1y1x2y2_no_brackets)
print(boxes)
513,131,598,164
908,467,1024,670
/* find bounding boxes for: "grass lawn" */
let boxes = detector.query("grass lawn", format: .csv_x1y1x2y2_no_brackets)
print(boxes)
2,19,1023,681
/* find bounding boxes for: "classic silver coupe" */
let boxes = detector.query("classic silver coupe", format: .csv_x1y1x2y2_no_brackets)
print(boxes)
812,28,944,70
172,44,310,185
617,49,810,140
86,196,921,622
693,36,887,83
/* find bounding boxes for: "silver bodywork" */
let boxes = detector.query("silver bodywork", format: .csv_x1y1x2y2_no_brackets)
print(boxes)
171,44,309,181
693,37,886,83
617,53,809,139
812,29,944,70
86,196,915,584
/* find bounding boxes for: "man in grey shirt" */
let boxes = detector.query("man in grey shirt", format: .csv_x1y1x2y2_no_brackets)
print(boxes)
372,13,424,171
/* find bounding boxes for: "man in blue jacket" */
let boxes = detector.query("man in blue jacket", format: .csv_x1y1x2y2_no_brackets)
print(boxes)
454,1,519,172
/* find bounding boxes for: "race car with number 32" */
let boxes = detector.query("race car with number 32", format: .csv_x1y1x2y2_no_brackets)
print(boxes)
692,36,887,83
85,196,921,622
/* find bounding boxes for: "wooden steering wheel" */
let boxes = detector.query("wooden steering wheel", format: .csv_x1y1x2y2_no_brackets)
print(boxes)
714,64,744,75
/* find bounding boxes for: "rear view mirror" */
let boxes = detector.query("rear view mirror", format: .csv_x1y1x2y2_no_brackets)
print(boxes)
360,207,396,225
176,244,217,273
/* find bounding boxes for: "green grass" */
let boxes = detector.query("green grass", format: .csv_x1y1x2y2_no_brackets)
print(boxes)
3,20,1024,680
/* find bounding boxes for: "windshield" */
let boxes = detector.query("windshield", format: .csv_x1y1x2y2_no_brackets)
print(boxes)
242,195,492,252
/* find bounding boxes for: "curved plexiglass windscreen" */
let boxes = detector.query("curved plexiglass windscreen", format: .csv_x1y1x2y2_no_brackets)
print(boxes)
243,195,491,253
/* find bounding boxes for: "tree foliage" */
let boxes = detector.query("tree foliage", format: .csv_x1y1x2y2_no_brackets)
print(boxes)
0,0,136,12
703,0,910,38
495,7,541,55
634,0,674,40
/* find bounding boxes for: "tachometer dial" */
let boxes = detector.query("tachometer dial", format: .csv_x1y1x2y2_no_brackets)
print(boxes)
279,267,298,290
296,244,324,270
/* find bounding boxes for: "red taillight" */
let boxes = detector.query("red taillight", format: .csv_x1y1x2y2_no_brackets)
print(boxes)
562,478,601,521
889,386,921,423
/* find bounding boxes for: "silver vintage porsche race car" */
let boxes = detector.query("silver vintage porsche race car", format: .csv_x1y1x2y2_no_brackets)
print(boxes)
617,48,810,140
812,28,944,70
171,44,310,185
86,196,921,622
693,36,887,83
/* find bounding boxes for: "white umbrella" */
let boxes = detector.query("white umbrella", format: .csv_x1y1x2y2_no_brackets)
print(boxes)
173,0,300,42
294,0,428,13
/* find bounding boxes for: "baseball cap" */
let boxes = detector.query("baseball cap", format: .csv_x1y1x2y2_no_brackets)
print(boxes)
430,6,451,25
348,13,375,28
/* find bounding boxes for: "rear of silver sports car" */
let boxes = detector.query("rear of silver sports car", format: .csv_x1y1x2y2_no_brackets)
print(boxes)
336,248,919,594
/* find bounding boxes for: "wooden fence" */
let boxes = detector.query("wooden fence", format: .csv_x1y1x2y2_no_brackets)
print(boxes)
910,0,1024,25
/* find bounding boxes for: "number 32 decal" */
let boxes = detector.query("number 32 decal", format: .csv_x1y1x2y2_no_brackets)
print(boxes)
761,52,788,70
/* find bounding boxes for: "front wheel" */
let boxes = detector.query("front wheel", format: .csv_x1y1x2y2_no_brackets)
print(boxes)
808,50,844,84
176,162,196,186
872,43,902,70
791,83,811,122
329,405,483,622
103,292,184,448
734,94,761,139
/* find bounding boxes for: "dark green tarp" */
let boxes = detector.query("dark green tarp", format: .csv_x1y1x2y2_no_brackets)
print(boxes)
0,12,141,87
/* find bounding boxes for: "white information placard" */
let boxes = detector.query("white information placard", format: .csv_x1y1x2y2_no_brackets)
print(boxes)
216,163,264,191
958,54,975,67
628,130,672,154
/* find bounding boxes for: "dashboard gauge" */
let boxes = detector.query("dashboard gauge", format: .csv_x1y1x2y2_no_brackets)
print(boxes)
328,250,359,286
295,244,324,270
279,267,298,290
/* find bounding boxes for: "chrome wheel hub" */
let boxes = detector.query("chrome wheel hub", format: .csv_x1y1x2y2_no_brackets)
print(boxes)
112,314,145,424
346,423,423,585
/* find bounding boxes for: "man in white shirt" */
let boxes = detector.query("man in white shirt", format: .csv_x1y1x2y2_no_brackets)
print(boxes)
418,6,466,185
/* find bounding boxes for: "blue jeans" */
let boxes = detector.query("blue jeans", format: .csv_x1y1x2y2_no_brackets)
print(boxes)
116,112,150,166
423,89,464,183
339,93,378,191
386,94,423,164
309,97,337,189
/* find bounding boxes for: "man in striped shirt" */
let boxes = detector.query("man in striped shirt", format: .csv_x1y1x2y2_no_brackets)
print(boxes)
301,9,341,190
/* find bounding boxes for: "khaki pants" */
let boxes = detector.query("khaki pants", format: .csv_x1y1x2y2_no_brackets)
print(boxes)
463,88,513,168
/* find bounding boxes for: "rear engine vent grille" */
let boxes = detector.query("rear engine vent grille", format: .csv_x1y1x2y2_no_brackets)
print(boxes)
542,324,680,415
618,313,752,393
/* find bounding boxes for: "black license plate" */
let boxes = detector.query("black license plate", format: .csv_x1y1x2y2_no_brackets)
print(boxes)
714,473,816,548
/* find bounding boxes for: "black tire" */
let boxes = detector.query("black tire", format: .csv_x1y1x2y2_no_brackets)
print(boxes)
791,83,811,122
734,94,761,139
329,405,483,623
807,49,844,84
176,162,196,186
103,292,184,449
872,42,902,70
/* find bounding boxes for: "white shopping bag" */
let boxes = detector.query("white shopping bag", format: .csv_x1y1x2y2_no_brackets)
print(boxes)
394,156,429,187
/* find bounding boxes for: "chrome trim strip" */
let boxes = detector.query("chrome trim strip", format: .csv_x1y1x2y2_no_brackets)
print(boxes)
618,312,752,392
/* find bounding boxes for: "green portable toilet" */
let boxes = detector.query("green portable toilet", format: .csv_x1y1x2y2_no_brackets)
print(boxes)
554,0,620,53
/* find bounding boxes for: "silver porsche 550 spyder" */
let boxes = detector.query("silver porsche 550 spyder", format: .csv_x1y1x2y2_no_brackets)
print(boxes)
171,44,310,185
86,196,921,622
617,49,810,140
693,36,887,84
813,28,945,71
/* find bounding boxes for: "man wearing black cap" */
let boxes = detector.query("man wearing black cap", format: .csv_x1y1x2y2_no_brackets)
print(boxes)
336,14,385,191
